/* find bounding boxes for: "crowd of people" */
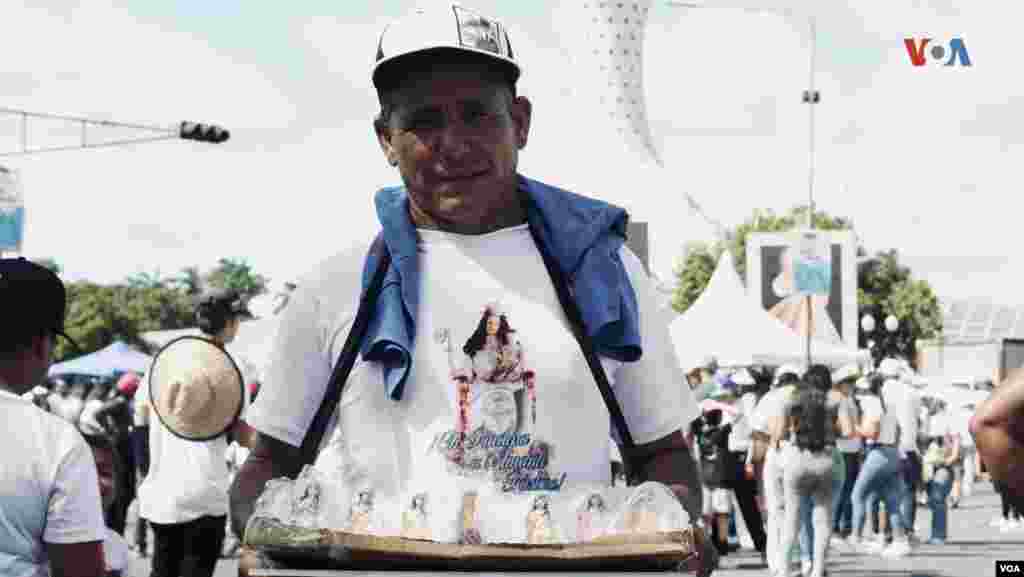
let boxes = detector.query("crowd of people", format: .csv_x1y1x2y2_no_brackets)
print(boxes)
683,357,1005,577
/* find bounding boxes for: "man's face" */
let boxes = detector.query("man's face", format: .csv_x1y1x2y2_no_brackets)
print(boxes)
376,62,532,232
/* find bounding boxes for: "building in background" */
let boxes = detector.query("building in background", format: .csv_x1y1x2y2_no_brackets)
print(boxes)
916,297,1024,386
0,165,26,256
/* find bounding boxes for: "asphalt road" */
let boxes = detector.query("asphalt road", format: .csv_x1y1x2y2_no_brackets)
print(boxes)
122,482,1024,577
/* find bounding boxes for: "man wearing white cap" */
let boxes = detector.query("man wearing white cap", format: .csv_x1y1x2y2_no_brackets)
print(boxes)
878,358,924,544
231,4,709,575
831,364,863,540
725,369,767,558
749,364,803,573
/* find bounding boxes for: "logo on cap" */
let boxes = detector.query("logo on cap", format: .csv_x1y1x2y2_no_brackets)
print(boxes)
454,6,510,58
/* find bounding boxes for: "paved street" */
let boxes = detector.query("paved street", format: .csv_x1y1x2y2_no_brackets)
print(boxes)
123,482,1024,576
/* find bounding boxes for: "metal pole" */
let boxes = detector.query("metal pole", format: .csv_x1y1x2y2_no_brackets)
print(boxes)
805,16,817,367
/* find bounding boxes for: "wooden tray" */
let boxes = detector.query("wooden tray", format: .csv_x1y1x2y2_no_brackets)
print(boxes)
243,516,702,572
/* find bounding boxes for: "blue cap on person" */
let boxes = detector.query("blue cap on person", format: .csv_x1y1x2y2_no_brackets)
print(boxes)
373,3,520,90
0,257,79,352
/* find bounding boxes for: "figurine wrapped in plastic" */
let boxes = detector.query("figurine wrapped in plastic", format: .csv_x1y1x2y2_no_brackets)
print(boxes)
575,492,610,542
616,482,689,535
525,495,559,544
347,488,375,534
252,477,295,524
460,492,482,544
401,492,432,541
290,465,323,528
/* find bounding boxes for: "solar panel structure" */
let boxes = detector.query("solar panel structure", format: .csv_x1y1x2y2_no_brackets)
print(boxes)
939,297,1024,342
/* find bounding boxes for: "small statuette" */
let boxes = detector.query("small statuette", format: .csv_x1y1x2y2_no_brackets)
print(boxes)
348,488,375,534
576,491,609,542
401,492,432,541
252,477,294,524
291,466,322,528
525,494,559,544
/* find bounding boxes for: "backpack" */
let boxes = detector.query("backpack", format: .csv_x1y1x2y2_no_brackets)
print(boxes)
791,385,835,452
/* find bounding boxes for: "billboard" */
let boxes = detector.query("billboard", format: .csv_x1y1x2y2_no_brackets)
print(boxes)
746,230,858,347
0,166,25,253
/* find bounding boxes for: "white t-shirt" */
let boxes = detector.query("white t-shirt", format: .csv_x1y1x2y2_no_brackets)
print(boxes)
136,371,230,524
954,408,975,448
0,388,106,576
247,226,697,499
749,386,795,436
857,395,899,446
727,393,757,452
882,379,920,454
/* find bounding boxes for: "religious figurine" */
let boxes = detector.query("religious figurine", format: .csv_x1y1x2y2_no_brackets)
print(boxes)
623,487,659,534
252,477,294,523
290,466,322,528
401,492,432,541
348,488,375,534
526,495,558,544
461,492,482,545
576,492,609,542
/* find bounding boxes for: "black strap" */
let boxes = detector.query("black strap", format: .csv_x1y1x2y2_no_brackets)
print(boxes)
298,234,391,467
523,218,636,449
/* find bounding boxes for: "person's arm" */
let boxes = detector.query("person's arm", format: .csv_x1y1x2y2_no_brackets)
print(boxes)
229,432,303,538
45,542,105,577
619,430,702,521
972,376,1024,495
45,433,107,577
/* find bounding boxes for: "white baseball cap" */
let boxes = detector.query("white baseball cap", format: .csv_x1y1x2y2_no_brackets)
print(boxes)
732,369,755,386
774,364,803,385
878,358,903,377
373,3,521,91
832,364,861,385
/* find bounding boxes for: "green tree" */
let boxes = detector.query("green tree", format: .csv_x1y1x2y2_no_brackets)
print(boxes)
58,282,194,361
125,269,167,290
670,241,720,314
204,257,268,300
171,265,203,297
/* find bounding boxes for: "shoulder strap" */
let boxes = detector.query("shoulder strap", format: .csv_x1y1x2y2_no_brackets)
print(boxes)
523,220,635,449
298,234,391,467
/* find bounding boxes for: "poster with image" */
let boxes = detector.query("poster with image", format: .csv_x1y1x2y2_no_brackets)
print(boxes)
746,231,858,347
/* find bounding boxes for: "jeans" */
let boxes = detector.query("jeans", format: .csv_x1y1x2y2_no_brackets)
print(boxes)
799,466,844,561
927,467,954,541
149,515,226,577
833,451,861,534
851,446,907,540
762,445,786,572
778,445,833,577
901,452,922,535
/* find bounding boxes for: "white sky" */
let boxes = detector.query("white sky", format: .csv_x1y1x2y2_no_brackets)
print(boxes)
2,1,1021,305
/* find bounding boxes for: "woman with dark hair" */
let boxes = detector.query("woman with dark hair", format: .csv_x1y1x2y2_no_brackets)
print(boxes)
773,364,852,577
455,303,536,437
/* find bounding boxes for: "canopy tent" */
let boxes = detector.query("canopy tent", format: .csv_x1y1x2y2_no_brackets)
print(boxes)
670,251,868,372
139,318,279,383
48,341,152,379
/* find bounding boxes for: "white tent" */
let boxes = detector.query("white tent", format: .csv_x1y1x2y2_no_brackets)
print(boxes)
670,251,868,371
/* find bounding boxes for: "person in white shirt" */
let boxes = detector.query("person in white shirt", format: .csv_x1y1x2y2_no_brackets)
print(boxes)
725,369,767,558
921,400,959,544
228,6,709,575
138,288,253,577
749,364,803,574
831,365,863,541
949,402,977,507
846,373,912,558
0,257,107,577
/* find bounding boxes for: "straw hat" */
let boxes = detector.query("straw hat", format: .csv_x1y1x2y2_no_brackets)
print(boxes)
149,335,244,441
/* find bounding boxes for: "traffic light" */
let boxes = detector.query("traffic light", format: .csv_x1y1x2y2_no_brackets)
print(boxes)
179,121,230,143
